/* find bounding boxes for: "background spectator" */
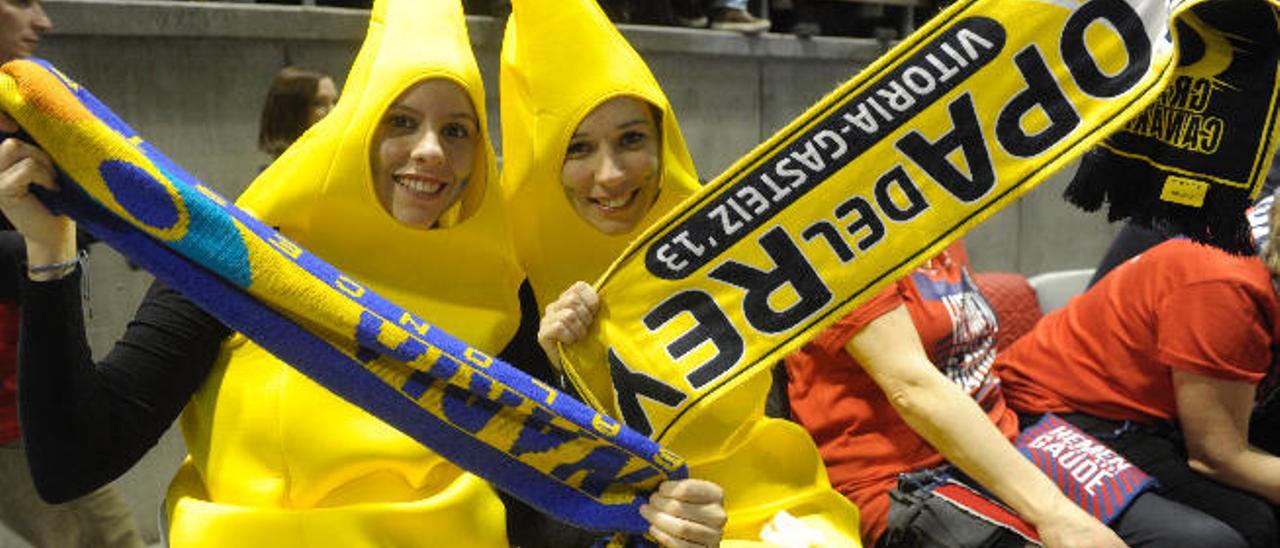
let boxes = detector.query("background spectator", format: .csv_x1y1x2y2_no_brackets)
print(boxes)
783,242,1213,547
996,194,1280,548
675,0,770,33
257,66,337,160
0,0,144,546
771,0,820,37
598,0,677,25
255,0,374,8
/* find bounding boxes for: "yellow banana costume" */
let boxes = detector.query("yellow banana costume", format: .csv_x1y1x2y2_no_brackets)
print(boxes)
165,0,522,545
499,1,861,545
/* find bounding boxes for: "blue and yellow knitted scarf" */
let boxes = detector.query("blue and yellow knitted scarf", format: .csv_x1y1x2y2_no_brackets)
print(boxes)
0,58,685,535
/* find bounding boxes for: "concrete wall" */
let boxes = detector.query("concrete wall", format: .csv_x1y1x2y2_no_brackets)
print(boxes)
1,1,1124,545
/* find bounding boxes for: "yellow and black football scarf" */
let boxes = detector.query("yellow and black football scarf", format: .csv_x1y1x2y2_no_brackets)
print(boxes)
1066,0,1280,253
0,58,684,535
560,0,1279,447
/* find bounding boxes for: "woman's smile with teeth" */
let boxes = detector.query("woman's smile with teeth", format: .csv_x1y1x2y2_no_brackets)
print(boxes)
395,174,447,196
591,189,637,211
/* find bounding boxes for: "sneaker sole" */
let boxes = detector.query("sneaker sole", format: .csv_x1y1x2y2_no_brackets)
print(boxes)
710,20,771,33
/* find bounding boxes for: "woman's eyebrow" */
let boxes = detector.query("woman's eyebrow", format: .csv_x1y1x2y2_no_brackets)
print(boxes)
445,111,480,130
570,118,649,139
385,106,477,127
386,104,421,117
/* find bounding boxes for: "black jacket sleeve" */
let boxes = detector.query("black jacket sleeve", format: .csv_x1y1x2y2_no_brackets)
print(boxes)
0,232,25,302
18,271,231,503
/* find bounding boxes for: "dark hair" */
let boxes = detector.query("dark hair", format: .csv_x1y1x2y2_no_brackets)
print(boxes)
257,66,333,158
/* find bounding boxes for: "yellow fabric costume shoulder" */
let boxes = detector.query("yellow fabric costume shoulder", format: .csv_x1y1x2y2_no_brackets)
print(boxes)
164,1,521,545
499,2,861,545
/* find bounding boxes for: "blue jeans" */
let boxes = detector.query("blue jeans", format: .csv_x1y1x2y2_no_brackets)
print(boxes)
713,0,748,10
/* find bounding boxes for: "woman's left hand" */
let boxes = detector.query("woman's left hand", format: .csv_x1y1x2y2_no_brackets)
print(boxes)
536,281,599,367
639,479,726,547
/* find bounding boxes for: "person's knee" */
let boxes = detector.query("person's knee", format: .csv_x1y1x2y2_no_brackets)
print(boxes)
1181,517,1250,548
1133,509,1246,548
1113,493,1250,548
1179,488,1277,548
1227,501,1277,548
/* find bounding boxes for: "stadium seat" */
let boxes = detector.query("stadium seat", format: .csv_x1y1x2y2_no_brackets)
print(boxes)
1027,268,1095,314
973,272,1042,351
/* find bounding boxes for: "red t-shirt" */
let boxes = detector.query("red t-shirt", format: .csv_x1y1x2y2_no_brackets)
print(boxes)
0,300,19,444
997,239,1278,423
786,242,1018,542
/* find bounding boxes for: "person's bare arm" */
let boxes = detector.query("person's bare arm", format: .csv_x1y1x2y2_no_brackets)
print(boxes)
1174,368,1280,504
847,305,1123,548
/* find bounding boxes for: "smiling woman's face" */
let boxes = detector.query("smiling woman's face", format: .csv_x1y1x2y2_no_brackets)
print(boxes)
560,96,661,236
0,0,52,63
370,79,478,228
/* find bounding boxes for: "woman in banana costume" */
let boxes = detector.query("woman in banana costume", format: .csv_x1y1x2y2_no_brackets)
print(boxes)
0,0,719,546
500,1,862,545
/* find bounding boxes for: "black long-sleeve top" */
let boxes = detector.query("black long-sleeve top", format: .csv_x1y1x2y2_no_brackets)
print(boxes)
19,272,228,503
1,231,26,300
17,271,555,507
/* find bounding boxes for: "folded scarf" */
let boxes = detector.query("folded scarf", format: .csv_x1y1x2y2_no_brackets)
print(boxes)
1064,0,1280,254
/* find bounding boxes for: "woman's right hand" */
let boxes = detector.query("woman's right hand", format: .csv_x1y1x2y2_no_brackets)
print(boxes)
536,281,599,367
0,112,75,274
640,479,726,548
1034,501,1127,548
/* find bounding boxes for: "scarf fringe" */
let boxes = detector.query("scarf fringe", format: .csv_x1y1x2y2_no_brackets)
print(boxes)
1065,148,1255,254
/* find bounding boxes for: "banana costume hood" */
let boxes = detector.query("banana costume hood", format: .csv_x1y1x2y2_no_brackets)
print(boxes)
239,3,520,338
165,1,520,545
499,1,861,545
499,0,699,309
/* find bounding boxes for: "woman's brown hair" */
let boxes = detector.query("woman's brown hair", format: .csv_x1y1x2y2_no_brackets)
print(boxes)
258,66,332,158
